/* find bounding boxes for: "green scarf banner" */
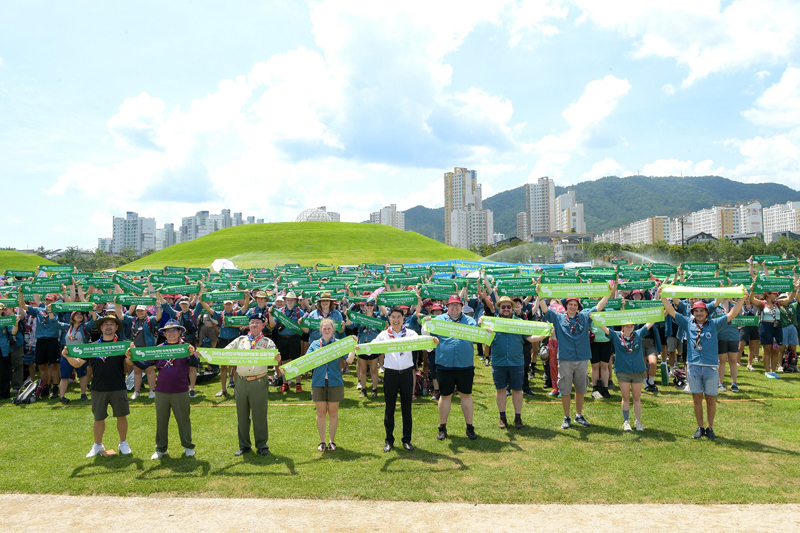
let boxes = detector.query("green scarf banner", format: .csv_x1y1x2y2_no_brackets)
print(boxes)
0,298,17,307
774,268,796,276
377,291,419,307
19,284,62,295
88,293,117,303
224,315,252,327
130,344,191,361
623,300,666,309
660,284,746,299
590,307,665,327
731,315,759,326
683,279,726,287
51,302,94,312
582,298,622,309
113,274,146,295
4,270,35,278
200,282,231,290
420,285,457,300
484,266,520,275
650,267,677,276
492,276,536,285
197,347,280,367
188,268,210,274
66,341,129,359
481,317,551,336
201,290,245,302
40,265,74,272
160,284,201,294
497,285,537,297
116,295,157,306
681,262,719,271
150,274,188,284
299,317,344,330
754,279,794,293
618,281,655,291
185,273,205,281
220,268,244,275
0,315,17,327
753,254,781,263
619,270,651,281
82,279,115,289
764,258,798,266
355,336,436,356
164,266,186,272
537,283,611,299
348,311,386,330
282,336,357,380
580,272,617,282
270,308,303,335
611,259,628,265
422,317,495,344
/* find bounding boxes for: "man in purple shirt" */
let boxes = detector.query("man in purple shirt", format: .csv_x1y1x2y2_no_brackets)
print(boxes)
150,320,197,459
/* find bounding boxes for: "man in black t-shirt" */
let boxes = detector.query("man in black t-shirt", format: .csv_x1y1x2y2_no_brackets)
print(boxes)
63,314,133,458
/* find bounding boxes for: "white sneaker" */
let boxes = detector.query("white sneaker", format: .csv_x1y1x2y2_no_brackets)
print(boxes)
86,443,105,458
148,390,156,399
118,441,132,455
151,450,165,460
356,382,362,390
718,383,726,392
184,447,195,457
635,420,644,431
131,391,141,400
622,421,632,431
747,364,755,371
776,366,784,373
682,384,691,394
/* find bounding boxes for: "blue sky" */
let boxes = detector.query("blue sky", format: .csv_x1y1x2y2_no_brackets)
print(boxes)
2,0,799,249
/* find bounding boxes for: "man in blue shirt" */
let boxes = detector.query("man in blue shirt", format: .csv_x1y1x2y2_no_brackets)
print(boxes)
539,290,610,429
661,288,746,440
19,292,63,399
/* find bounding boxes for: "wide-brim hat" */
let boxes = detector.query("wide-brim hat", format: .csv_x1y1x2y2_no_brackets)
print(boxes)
254,290,268,298
562,297,583,310
496,296,514,306
159,319,186,334
285,291,298,300
96,315,122,329
317,292,336,302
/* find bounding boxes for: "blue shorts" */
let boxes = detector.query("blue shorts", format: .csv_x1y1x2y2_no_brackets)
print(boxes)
60,355,87,379
781,325,798,346
23,346,35,365
759,321,782,345
492,365,524,391
687,364,718,396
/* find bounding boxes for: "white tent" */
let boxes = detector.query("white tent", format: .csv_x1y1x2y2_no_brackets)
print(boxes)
211,258,238,273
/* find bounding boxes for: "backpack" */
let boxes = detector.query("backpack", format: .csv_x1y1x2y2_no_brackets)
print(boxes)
673,367,687,388
783,349,798,373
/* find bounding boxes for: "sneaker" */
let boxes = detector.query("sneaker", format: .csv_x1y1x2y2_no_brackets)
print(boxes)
682,384,691,394
548,389,560,397
151,450,165,460
356,382,362,390
431,390,440,401
371,389,378,399
86,443,105,458
718,383,726,392
692,427,705,439
359,390,367,398
622,420,632,431
498,416,507,429
215,389,228,397
574,414,590,427
591,386,602,400
131,391,141,400
437,426,448,440
705,427,717,440
747,364,755,371
343,366,350,374
80,394,89,401
514,415,523,429
561,417,571,429
484,359,490,367
228,380,235,389
50,388,58,400
635,420,644,432
754,357,759,364
645,383,658,393
189,389,197,398
465,426,477,440
295,384,302,393
607,379,614,391
279,383,289,392
118,441,132,455
59,396,70,404
148,390,156,399
184,448,196,457
776,366,784,373
772,372,782,379
522,388,534,397
601,386,611,399
731,383,739,393
765,371,777,379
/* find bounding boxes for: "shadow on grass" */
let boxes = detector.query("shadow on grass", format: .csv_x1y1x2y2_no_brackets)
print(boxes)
379,447,467,473
301,446,380,466
137,457,212,480
445,434,523,454
212,452,297,476
70,455,145,478
713,436,800,456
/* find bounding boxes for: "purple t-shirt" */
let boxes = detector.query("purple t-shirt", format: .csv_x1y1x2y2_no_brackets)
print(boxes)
154,347,191,394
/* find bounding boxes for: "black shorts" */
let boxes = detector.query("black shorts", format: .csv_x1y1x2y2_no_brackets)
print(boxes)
358,353,380,361
35,337,61,365
188,354,200,368
217,337,235,348
274,334,301,361
437,367,474,396
301,331,310,343
590,342,613,364
739,325,759,343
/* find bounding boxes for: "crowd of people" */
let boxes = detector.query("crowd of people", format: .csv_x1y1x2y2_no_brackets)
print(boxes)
0,257,796,458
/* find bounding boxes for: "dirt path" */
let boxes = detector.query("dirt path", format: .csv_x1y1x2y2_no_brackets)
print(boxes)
3,494,799,533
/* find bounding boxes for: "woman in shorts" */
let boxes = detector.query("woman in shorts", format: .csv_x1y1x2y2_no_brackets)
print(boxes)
56,311,90,403
590,320,612,399
749,285,797,378
598,320,656,431
309,318,355,451
715,299,742,392
348,297,386,399
739,299,761,371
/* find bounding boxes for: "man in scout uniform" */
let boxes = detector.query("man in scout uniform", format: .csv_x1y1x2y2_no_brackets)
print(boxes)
267,291,306,393
229,312,281,456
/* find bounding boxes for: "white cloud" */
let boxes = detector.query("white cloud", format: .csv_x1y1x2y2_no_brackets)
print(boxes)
640,158,724,177
724,127,800,186
106,92,166,150
507,0,569,46
582,157,623,180
742,66,800,129
575,0,800,88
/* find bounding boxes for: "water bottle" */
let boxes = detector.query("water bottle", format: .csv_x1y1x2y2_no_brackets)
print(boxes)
660,362,669,386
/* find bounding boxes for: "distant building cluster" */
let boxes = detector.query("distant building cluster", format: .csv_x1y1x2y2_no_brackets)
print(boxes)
99,209,265,254
515,177,586,241
444,167,494,249
596,200,767,245
369,204,405,231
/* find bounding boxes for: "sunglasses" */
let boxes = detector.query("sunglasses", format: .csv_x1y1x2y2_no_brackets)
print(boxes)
498,305,513,310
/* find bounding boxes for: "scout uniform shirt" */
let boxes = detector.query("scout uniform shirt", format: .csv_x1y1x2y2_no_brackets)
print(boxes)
229,333,275,377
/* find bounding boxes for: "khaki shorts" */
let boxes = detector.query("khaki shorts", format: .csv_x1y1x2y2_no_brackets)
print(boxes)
91,389,130,421
557,359,589,395
616,372,645,384
642,338,657,357
311,385,344,403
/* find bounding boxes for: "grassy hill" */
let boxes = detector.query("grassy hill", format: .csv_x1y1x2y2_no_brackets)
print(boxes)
404,175,800,240
125,222,481,269
0,250,55,272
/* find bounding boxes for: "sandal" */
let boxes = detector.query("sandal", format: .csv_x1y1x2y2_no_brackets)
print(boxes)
317,442,326,452
327,442,337,451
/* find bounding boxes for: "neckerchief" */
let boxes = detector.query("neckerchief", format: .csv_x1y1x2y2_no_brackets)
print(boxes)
387,326,406,339
247,332,263,350
158,338,186,368
565,313,581,334
68,323,82,341
619,332,634,354
693,320,706,351
97,334,119,363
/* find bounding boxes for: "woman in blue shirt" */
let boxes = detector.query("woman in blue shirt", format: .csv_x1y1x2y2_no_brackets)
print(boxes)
308,318,355,452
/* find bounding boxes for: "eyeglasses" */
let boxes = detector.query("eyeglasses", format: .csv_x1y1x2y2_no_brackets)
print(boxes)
364,303,375,306
499,305,513,310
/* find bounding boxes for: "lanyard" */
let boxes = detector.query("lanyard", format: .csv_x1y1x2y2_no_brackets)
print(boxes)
97,335,119,362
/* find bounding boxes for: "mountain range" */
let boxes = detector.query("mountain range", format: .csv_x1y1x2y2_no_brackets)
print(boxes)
403,175,800,241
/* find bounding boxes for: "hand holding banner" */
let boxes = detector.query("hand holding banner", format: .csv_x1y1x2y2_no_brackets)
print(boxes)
590,307,665,327
355,337,436,355
480,317,551,337
659,284,746,299
130,344,191,361
66,342,129,359
197,348,280,366
281,336,357,380
422,317,495,344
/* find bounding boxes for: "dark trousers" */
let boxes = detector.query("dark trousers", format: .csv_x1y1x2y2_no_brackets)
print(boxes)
383,367,414,445
522,341,532,391
0,355,11,399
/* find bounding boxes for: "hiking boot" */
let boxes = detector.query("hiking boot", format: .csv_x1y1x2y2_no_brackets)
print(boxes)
561,417,571,429
466,426,477,440
692,427,705,439
514,415,523,429
295,384,303,393
279,383,289,393
437,426,448,440
574,414,590,427
705,427,717,440
645,383,658,393
498,416,507,429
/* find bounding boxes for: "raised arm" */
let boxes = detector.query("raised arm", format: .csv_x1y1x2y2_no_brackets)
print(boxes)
659,288,677,318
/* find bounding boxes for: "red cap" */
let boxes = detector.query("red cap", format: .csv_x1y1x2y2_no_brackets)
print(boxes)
430,304,443,311
691,301,709,313
45,293,59,301
564,297,582,309
422,299,433,307
446,295,462,305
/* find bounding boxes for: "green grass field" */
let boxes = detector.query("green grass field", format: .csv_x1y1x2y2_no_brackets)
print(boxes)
2,357,799,503
0,250,54,272
124,222,481,269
